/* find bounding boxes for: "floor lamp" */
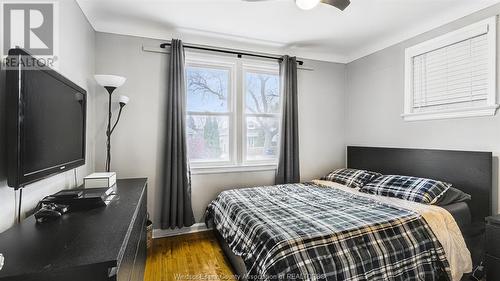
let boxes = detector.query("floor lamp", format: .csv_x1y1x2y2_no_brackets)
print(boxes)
95,75,129,172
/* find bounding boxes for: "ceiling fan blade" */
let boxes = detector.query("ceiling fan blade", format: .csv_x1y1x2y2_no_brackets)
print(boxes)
320,0,350,11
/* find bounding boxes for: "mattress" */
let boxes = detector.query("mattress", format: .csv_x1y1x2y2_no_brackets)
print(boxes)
441,202,472,232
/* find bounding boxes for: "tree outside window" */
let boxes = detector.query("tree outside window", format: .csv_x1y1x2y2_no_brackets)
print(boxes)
185,57,280,167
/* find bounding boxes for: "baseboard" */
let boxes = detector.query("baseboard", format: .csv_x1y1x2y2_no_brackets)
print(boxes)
153,222,212,238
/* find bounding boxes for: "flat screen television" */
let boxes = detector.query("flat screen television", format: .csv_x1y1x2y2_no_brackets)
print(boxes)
6,48,86,189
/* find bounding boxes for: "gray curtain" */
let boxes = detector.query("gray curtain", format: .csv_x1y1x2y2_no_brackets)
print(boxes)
276,56,300,184
161,39,195,229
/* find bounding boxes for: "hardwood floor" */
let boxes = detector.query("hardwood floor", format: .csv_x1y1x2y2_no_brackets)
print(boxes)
144,231,480,281
144,231,237,281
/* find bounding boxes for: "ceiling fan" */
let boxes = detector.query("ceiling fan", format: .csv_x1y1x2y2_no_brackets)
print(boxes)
243,0,351,11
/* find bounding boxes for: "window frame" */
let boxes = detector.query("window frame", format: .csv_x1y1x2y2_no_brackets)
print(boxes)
403,16,498,121
185,52,281,173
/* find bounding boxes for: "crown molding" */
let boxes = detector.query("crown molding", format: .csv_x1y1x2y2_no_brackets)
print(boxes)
81,1,500,65
92,24,349,63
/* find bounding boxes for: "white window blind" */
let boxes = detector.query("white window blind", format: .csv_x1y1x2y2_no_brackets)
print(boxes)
404,17,497,121
412,34,489,112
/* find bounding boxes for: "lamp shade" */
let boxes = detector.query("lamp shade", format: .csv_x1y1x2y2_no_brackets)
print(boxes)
119,95,130,105
295,0,320,10
94,75,126,88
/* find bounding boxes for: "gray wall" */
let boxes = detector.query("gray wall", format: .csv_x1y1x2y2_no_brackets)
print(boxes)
0,0,495,236
94,32,346,226
345,4,500,214
0,0,96,232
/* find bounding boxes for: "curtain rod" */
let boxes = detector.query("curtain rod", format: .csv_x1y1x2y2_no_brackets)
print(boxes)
159,42,304,66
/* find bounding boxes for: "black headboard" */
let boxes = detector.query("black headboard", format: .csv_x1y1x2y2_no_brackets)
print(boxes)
347,146,492,222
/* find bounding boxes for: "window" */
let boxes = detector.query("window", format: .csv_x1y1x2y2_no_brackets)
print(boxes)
244,70,280,162
185,54,280,171
403,17,497,121
186,64,232,163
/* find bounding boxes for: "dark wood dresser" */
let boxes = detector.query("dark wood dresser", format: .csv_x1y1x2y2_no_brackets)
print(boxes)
0,178,148,281
486,214,500,281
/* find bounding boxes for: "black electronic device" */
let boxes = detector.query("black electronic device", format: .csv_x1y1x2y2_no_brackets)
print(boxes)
6,48,87,189
41,188,114,211
34,203,68,223
34,209,61,223
52,189,84,199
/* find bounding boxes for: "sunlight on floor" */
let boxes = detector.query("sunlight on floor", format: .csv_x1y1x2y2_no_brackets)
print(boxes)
144,231,237,281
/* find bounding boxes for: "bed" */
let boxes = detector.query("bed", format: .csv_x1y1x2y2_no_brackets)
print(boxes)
206,147,492,281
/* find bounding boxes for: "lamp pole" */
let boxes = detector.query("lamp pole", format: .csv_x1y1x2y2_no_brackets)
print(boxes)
105,86,115,172
104,87,128,172
94,75,128,172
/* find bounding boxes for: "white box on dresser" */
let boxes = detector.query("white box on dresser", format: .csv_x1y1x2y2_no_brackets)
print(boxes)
84,172,117,188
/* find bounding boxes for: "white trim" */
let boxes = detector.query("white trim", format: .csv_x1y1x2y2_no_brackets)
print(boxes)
142,45,168,54
191,163,277,175
242,60,280,72
153,223,211,239
235,59,244,166
404,17,492,58
487,16,497,111
142,45,315,71
186,51,238,65
187,112,232,116
403,16,497,121
401,104,499,121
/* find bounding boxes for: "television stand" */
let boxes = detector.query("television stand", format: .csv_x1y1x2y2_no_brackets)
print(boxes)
0,178,148,281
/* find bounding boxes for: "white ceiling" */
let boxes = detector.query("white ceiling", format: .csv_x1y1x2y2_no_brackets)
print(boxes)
76,0,500,63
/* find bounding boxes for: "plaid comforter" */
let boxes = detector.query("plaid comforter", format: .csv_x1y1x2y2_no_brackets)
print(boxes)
206,183,451,281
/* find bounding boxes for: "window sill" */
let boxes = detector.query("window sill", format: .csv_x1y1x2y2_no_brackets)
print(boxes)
191,164,277,175
401,104,499,121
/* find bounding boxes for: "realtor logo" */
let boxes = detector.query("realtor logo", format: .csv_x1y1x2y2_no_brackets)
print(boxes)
3,3,54,55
